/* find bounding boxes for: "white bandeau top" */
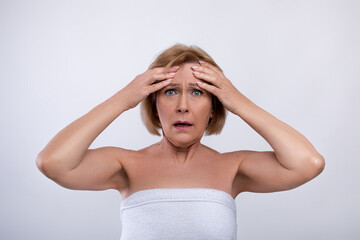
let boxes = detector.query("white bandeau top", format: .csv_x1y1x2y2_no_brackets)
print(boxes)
120,188,237,240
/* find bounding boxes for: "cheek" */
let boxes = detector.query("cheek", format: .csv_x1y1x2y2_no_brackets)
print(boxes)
193,100,212,121
156,98,171,124
201,96,212,112
155,96,165,114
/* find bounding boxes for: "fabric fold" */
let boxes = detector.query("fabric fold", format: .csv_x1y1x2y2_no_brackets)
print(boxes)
120,188,237,240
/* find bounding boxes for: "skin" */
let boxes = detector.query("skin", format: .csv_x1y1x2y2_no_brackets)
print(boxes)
155,62,213,163
37,59,325,201
119,60,325,199
115,62,241,198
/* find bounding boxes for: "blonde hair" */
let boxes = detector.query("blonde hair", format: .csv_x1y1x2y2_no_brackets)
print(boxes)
140,43,227,136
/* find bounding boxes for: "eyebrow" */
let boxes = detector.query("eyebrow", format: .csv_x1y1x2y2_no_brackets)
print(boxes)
167,83,198,87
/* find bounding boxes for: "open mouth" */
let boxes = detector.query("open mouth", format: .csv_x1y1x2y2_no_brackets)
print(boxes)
173,121,193,129
174,123,192,127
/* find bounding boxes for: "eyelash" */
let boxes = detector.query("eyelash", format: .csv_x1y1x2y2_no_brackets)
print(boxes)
165,89,176,95
164,89,203,96
192,90,203,96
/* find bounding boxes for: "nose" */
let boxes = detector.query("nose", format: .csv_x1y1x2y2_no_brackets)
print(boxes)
177,93,189,113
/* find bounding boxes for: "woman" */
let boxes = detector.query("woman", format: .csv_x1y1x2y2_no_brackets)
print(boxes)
36,43,325,239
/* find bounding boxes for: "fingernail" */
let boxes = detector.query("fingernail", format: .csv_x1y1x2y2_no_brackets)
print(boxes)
169,72,176,76
191,66,199,69
171,65,180,70
193,71,200,75
197,81,203,85
199,61,206,64
166,78,172,82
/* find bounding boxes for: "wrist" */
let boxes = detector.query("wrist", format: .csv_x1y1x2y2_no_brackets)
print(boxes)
106,90,131,113
232,92,255,117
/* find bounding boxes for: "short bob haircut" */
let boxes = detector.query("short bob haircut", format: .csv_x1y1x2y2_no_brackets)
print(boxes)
140,43,227,136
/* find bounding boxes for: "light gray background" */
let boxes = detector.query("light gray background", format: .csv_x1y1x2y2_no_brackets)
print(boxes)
1,0,359,239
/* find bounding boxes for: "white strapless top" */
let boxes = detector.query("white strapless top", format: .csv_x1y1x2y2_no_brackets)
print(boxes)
120,188,237,240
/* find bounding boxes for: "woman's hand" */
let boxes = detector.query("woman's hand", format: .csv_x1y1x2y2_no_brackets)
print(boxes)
191,61,242,114
118,66,179,111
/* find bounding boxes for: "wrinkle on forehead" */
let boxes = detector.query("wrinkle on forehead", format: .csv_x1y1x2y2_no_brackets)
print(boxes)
172,63,200,84
167,83,198,87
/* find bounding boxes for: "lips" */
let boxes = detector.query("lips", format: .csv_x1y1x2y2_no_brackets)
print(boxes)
173,121,193,130
173,121,193,127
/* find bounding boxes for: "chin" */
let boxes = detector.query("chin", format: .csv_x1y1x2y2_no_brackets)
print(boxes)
165,134,200,149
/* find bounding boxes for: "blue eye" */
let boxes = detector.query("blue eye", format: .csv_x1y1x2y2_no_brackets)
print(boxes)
165,89,176,96
192,90,202,96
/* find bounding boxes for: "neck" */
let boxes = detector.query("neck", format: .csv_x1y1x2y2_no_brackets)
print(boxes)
158,136,202,165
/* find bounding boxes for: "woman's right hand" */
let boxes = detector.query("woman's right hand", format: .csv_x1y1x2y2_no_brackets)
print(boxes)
116,66,179,111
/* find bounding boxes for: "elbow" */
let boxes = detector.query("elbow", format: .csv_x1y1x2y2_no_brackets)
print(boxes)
308,154,325,177
36,154,46,174
291,155,325,187
35,155,47,175
35,154,57,179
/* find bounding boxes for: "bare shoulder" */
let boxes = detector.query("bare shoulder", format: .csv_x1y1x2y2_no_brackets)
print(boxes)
200,144,221,154
199,145,246,166
222,149,250,158
111,146,138,161
112,144,157,168
220,149,250,164
111,146,149,172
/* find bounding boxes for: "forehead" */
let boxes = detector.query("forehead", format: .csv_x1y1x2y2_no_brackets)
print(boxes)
171,62,200,84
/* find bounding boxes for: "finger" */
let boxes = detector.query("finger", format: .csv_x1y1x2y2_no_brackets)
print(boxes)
152,65,179,74
198,61,223,75
149,66,179,83
191,65,222,84
169,65,180,72
148,78,173,93
192,71,220,87
151,71,176,84
191,65,216,76
196,81,219,95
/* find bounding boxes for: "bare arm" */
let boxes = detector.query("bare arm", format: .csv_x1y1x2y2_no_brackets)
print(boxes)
36,95,128,173
36,66,179,191
36,95,128,190
193,61,325,194
231,93,325,193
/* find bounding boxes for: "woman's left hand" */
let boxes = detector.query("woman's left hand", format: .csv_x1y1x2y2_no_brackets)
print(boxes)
192,61,242,114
